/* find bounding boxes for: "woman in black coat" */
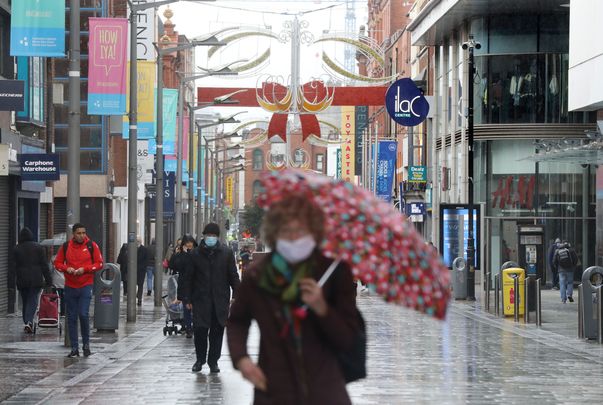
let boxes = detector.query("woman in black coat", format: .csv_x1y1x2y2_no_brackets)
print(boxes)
10,227,52,333
182,223,240,373
169,234,196,337
116,243,128,295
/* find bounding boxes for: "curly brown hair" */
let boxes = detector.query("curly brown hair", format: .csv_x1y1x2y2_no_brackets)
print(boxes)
261,195,325,249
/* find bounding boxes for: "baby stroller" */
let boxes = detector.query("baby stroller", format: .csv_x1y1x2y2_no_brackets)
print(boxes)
162,274,185,336
34,288,62,335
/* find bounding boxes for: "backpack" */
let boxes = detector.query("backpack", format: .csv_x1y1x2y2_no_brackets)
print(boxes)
557,247,573,268
62,241,95,264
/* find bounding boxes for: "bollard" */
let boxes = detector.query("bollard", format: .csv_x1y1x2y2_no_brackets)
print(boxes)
494,274,500,317
598,288,603,344
524,277,530,324
536,278,542,327
514,276,520,323
485,272,491,312
578,284,584,339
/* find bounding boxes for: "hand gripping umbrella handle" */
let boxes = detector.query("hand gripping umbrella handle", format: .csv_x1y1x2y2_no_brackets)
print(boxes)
317,258,342,287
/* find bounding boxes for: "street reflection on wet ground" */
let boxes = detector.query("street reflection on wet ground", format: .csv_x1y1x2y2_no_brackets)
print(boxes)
1,291,603,404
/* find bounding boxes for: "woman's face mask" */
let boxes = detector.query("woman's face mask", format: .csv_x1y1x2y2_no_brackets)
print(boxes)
276,234,316,264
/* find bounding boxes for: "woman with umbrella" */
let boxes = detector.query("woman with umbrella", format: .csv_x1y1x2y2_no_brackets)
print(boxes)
227,195,360,404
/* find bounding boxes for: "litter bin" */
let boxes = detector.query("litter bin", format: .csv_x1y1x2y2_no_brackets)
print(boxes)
502,268,525,316
94,263,121,332
580,266,603,339
452,257,467,300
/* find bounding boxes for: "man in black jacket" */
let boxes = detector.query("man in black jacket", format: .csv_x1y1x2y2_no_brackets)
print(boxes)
182,223,240,373
10,228,52,333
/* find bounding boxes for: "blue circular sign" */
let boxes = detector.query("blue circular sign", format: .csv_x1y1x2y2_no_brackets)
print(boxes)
385,78,430,127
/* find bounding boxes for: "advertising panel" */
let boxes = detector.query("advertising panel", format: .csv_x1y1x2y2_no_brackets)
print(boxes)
439,204,480,269
10,0,65,57
88,18,128,115
122,61,156,139
340,106,355,183
375,140,397,202
385,78,429,127
19,153,60,181
0,80,25,111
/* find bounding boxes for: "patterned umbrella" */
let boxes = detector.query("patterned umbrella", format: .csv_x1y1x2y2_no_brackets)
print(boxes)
257,169,451,320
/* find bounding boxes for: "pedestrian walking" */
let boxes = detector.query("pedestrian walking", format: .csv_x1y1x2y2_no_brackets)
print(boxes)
227,196,361,404
169,234,196,338
182,223,240,373
136,237,148,306
547,238,562,289
553,241,579,303
146,239,156,296
53,223,103,357
10,227,53,333
116,243,128,295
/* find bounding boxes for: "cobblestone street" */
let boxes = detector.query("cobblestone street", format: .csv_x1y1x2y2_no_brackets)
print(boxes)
1,288,603,404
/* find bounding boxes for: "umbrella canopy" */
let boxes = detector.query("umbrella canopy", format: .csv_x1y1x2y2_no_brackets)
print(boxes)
257,169,451,319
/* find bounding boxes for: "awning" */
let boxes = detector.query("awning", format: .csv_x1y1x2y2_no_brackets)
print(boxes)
409,0,569,46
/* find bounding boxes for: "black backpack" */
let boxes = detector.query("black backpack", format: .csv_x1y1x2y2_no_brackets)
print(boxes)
557,247,573,268
62,241,95,264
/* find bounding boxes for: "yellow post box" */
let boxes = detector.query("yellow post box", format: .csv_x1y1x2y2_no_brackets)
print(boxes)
502,268,525,316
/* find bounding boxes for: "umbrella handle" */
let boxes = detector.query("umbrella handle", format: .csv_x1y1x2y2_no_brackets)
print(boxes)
317,258,341,287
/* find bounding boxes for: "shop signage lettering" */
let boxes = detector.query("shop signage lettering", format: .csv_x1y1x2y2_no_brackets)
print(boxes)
385,78,429,126
409,165,427,183
491,175,536,209
19,153,60,181
0,80,25,111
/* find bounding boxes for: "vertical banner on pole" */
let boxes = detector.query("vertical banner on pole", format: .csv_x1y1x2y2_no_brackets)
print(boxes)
88,18,128,115
340,106,356,183
122,61,156,139
10,0,65,57
355,106,368,176
225,176,234,207
376,140,397,202
149,89,178,154
336,148,342,179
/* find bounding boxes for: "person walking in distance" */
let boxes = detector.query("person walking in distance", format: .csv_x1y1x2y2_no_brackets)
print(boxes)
547,238,562,290
136,237,148,306
182,223,240,373
553,240,579,303
116,243,128,296
54,223,103,357
169,235,197,338
10,227,53,333
145,239,156,296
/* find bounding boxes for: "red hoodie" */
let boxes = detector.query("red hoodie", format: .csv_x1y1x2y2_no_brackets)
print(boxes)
54,236,104,288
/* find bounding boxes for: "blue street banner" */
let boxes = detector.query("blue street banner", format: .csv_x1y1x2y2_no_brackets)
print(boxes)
148,89,178,154
149,171,175,218
355,106,368,176
19,153,60,181
10,0,65,57
385,78,430,127
375,140,397,202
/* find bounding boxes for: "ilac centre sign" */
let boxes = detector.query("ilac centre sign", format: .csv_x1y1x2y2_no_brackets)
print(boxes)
385,78,429,127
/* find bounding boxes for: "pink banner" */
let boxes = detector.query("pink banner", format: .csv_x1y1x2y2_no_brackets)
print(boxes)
87,17,127,115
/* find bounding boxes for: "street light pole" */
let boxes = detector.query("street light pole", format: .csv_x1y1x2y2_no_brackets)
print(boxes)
67,0,80,235
463,35,481,301
126,0,212,320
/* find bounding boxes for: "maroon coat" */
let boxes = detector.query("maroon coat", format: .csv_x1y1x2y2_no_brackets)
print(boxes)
227,252,360,405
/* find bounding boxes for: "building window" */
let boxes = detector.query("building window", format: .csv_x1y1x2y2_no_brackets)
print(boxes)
253,149,263,170
294,148,305,165
316,154,324,172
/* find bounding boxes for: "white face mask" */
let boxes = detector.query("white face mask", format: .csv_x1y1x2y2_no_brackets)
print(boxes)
275,235,316,265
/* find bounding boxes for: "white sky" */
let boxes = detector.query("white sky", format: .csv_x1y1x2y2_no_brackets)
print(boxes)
158,0,368,130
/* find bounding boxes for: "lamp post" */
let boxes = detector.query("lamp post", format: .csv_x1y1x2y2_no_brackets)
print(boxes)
462,34,481,301
179,68,242,236
200,115,244,230
151,38,228,307
213,150,244,240
125,0,215,320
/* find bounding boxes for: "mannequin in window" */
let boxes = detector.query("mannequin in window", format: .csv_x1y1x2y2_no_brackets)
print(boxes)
490,73,503,123
523,60,539,122
509,62,523,107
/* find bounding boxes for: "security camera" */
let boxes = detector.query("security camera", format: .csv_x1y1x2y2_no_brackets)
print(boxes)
474,42,482,49
462,43,469,50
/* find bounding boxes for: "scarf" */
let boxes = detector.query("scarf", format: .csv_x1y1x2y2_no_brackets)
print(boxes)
258,253,313,350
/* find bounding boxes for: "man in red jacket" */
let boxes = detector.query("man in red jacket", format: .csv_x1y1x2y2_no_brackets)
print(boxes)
54,223,103,357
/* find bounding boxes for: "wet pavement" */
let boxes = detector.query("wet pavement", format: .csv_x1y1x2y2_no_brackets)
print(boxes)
1,285,603,404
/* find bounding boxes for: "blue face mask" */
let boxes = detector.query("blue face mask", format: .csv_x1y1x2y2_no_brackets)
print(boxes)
204,236,218,247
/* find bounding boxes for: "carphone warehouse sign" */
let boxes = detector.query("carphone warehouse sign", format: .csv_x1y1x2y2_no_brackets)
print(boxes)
20,153,60,181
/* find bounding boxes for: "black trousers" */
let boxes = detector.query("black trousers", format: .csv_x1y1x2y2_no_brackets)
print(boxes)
193,307,224,365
